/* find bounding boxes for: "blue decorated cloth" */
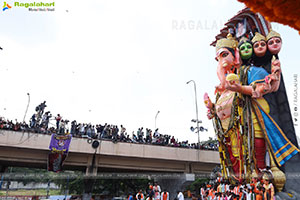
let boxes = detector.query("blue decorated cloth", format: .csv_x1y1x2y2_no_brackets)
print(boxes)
248,66,299,166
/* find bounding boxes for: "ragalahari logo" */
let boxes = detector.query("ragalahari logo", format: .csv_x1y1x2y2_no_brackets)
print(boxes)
3,2,12,11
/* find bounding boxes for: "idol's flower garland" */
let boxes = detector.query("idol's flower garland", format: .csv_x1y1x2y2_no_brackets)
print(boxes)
238,0,300,34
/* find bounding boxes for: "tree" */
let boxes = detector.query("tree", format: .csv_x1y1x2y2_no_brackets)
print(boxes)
185,178,209,195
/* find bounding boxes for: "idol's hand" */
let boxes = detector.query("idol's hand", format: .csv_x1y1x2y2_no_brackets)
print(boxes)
272,59,281,69
252,82,271,98
271,59,281,80
207,109,214,120
225,81,242,92
204,93,213,109
215,84,226,93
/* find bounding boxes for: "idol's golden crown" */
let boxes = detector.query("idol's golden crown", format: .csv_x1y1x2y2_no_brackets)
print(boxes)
251,32,266,44
216,33,238,52
266,29,281,41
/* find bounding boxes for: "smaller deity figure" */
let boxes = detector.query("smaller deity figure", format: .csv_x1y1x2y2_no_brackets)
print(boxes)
252,32,267,57
238,37,253,65
251,32,273,68
266,30,282,57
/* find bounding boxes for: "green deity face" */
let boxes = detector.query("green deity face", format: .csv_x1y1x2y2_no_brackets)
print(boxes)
239,42,253,60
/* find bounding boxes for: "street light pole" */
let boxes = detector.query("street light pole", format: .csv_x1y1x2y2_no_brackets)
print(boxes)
23,93,30,122
187,80,201,146
155,111,160,130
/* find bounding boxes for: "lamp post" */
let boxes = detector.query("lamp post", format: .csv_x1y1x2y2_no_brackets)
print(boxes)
23,93,30,122
187,80,201,146
155,111,160,130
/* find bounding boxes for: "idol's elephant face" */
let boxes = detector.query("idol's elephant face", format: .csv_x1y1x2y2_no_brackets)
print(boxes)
216,47,240,88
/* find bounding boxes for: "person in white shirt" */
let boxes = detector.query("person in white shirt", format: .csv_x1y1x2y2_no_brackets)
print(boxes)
153,182,161,200
154,129,160,137
200,186,205,200
136,190,144,200
246,188,255,200
161,189,169,200
177,191,184,200
79,123,85,136
225,182,230,192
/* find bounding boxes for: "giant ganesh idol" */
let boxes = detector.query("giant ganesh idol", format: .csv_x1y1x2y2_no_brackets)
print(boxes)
204,32,300,192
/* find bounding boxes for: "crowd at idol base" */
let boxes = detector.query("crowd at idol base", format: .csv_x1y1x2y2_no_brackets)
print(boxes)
128,183,184,200
199,171,275,200
127,171,275,200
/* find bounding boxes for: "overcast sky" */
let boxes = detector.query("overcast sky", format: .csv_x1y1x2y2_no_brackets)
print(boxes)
1,0,300,143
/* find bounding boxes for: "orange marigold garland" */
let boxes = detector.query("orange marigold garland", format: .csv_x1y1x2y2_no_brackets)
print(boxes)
238,0,300,34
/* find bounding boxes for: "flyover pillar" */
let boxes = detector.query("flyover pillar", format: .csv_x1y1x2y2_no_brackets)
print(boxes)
83,153,98,200
85,153,98,176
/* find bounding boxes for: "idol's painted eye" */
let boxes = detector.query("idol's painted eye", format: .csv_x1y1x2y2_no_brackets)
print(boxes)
222,52,229,58
240,46,245,51
254,43,259,48
268,40,274,45
275,38,281,44
246,45,252,49
261,42,266,47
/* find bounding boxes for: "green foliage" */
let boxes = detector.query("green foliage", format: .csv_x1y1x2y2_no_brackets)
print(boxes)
51,171,149,196
0,189,61,196
3,167,150,196
92,178,149,196
6,167,53,185
185,178,209,195
54,171,85,194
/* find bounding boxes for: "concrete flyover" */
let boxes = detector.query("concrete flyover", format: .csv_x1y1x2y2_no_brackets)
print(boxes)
0,130,220,175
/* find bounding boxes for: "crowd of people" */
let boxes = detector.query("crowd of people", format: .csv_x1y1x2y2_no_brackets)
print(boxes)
199,172,275,200
129,173,276,200
128,182,184,200
0,101,218,150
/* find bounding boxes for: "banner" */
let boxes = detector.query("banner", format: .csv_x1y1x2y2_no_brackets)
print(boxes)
49,134,72,154
48,134,72,172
